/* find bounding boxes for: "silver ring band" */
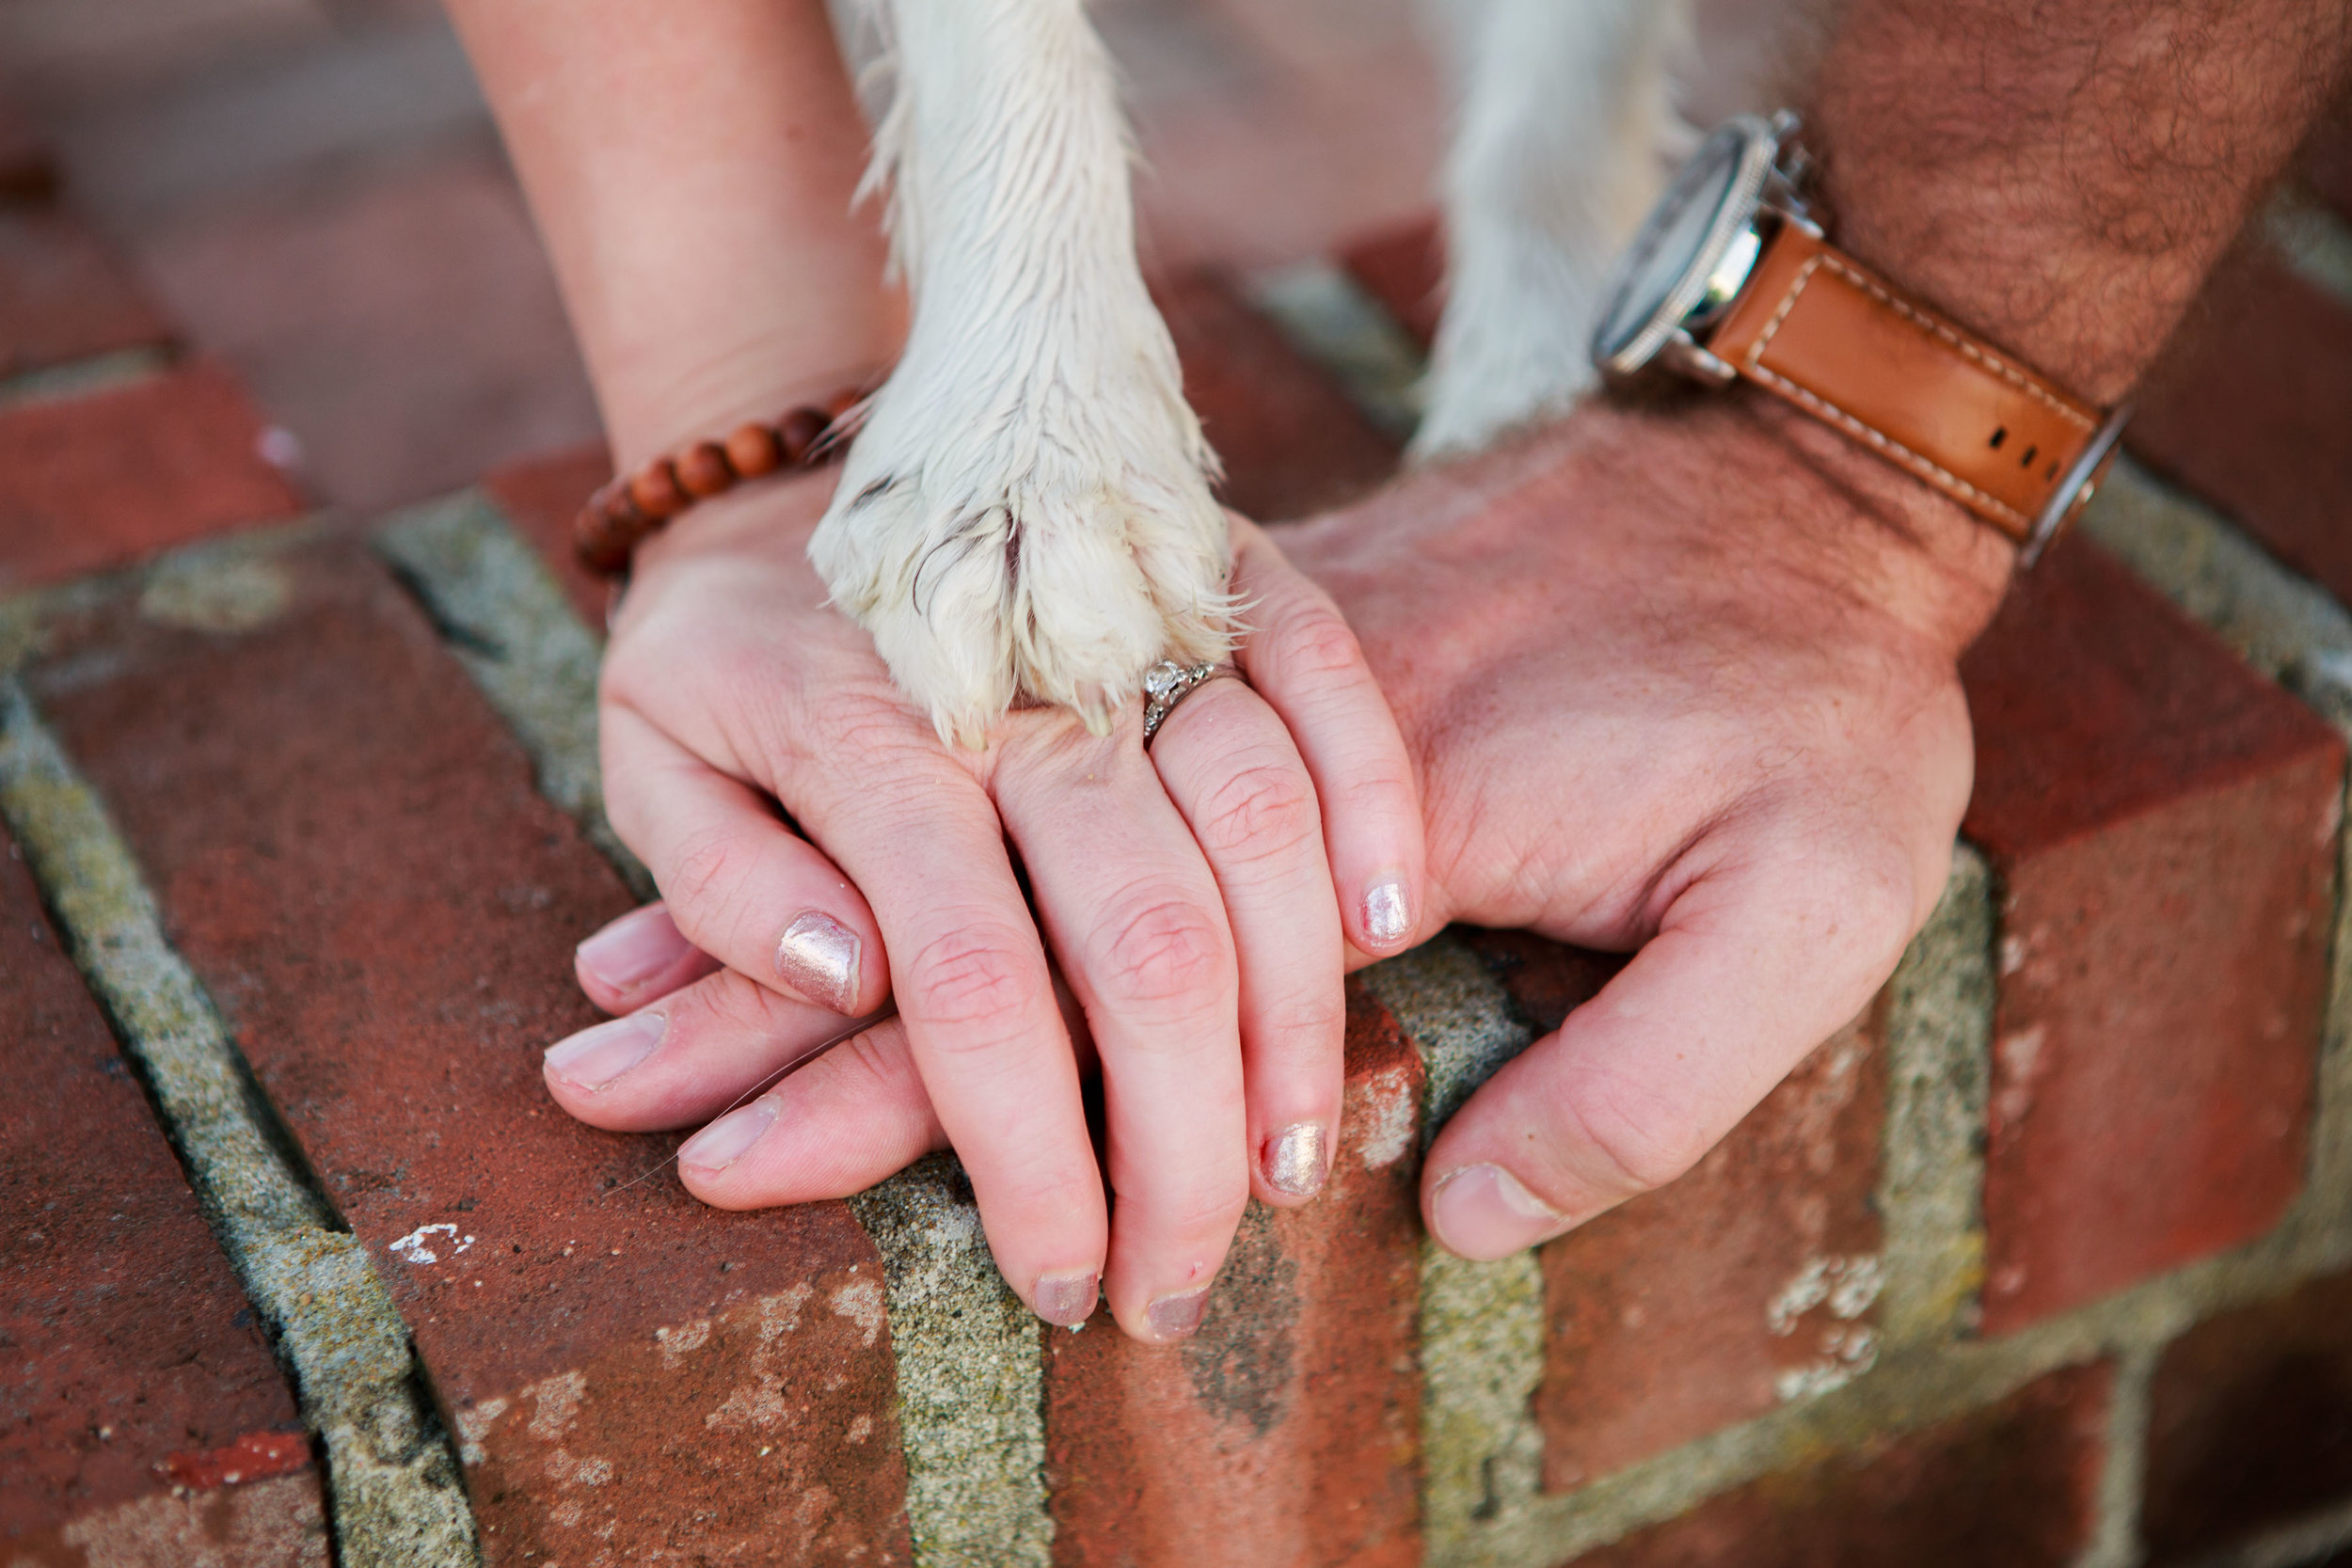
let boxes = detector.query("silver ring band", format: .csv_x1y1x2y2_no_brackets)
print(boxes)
1141,659,1239,746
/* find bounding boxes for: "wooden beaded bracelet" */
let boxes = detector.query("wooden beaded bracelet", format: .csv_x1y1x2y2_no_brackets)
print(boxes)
572,386,866,576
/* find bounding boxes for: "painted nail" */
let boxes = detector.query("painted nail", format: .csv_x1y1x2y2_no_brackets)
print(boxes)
676,1098,780,1174
1263,1122,1327,1198
1429,1164,1567,1260
775,911,861,1014
576,904,691,991
543,1013,665,1091
1033,1271,1100,1328
1146,1287,1212,1342
1361,879,1412,948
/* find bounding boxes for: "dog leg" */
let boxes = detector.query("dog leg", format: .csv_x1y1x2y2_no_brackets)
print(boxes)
813,0,1230,745
1412,0,1693,460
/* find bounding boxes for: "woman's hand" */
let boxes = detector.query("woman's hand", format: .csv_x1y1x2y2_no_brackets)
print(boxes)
543,470,1425,1341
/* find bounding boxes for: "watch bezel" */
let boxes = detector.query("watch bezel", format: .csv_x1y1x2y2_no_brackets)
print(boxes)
1591,114,1786,383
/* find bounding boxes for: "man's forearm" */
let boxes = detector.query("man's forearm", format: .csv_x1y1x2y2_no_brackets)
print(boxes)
446,0,897,467
1812,0,2351,404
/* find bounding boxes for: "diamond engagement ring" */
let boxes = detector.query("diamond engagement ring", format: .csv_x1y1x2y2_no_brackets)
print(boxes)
1141,659,1238,746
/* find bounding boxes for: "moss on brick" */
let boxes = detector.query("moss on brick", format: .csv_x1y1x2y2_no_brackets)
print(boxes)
849,1154,1054,1568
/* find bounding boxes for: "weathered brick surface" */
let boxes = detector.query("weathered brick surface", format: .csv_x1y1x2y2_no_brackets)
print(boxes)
1563,1362,2113,1568
1155,267,1399,521
2129,246,2352,607
1457,931,1890,1490
2143,1270,2352,1563
1043,985,1424,1567
0,362,305,589
0,206,172,380
1961,538,2343,1333
27,539,914,1565
1338,218,1443,350
2,821,327,1565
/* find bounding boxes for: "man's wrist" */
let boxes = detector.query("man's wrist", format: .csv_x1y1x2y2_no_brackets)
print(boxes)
1807,0,2351,407
1716,394,2016,654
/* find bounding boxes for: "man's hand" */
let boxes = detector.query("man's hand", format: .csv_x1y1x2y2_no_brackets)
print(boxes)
1278,396,2011,1256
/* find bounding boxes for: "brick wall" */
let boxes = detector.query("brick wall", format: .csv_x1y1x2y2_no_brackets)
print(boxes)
8,79,2352,1568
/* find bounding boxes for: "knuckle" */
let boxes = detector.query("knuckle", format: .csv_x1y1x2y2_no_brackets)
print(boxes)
1088,895,1229,1006
1265,602,1366,689
904,923,1048,1033
1196,759,1318,864
663,827,755,935
1565,1073,1712,1196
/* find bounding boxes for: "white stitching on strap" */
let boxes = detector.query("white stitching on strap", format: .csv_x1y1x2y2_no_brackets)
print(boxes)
1740,253,2058,532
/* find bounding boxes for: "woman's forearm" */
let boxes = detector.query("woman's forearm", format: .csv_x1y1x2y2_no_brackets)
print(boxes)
446,0,899,467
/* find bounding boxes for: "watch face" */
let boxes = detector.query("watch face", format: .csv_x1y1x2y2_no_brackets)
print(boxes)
1592,118,1776,377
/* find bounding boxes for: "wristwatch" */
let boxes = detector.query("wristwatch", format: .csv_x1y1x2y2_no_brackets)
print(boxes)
1591,111,2131,566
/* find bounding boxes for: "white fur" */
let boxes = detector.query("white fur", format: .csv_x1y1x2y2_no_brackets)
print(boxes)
812,0,1232,746
818,0,1703,734
1411,0,1692,460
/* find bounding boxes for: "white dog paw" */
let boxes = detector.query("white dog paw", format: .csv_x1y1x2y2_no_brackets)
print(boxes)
810,375,1234,747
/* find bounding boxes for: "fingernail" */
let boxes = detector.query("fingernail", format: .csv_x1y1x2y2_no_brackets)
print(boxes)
543,1013,666,1090
1361,879,1412,948
1147,1287,1212,1342
1033,1271,1100,1328
1429,1164,1567,1260
775,911,861,1014
677,1098,780,1173
1263,1122,1327,1198
577,904,691,990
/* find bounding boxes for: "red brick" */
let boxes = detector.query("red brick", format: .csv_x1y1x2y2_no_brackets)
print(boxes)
1456,931,1890,1489
2128,247,2352,607
0,99,55,204
0,361,305,589
484,440,613,628
1961,539,2342,1333
26,541,913,1565
2143,1271,2352,1563
2,821,327,1564
1043,985,1423,1567
0,206,173,381
135,153,604,514
1156,267,1401,522
1339,217,1443,350
1564,1362,2113,1568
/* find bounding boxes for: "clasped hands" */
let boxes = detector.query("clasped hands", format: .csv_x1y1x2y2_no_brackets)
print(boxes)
543,395,2015,1345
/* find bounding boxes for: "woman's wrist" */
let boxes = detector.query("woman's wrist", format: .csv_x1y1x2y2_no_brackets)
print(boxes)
598,293,903,474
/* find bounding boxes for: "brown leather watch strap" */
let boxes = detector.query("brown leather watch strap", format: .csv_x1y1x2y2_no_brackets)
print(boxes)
1707,223,2119,553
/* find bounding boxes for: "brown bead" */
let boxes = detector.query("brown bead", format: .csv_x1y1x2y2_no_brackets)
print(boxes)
628,458,688,519
675,440,734,499
573,504,637,576
600,483,645,527
725,422,783,479
778,407,828,466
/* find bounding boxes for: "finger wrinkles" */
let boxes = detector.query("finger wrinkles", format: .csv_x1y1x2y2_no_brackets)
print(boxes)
900,922,1053,1038
1192,759,1319,871
1086,895,1231,1011
1557,1063,1715,1198
660,825,767,950
1248,600,1366,692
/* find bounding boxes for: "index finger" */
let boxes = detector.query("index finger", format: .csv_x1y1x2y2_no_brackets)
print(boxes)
787,736,1110,1328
